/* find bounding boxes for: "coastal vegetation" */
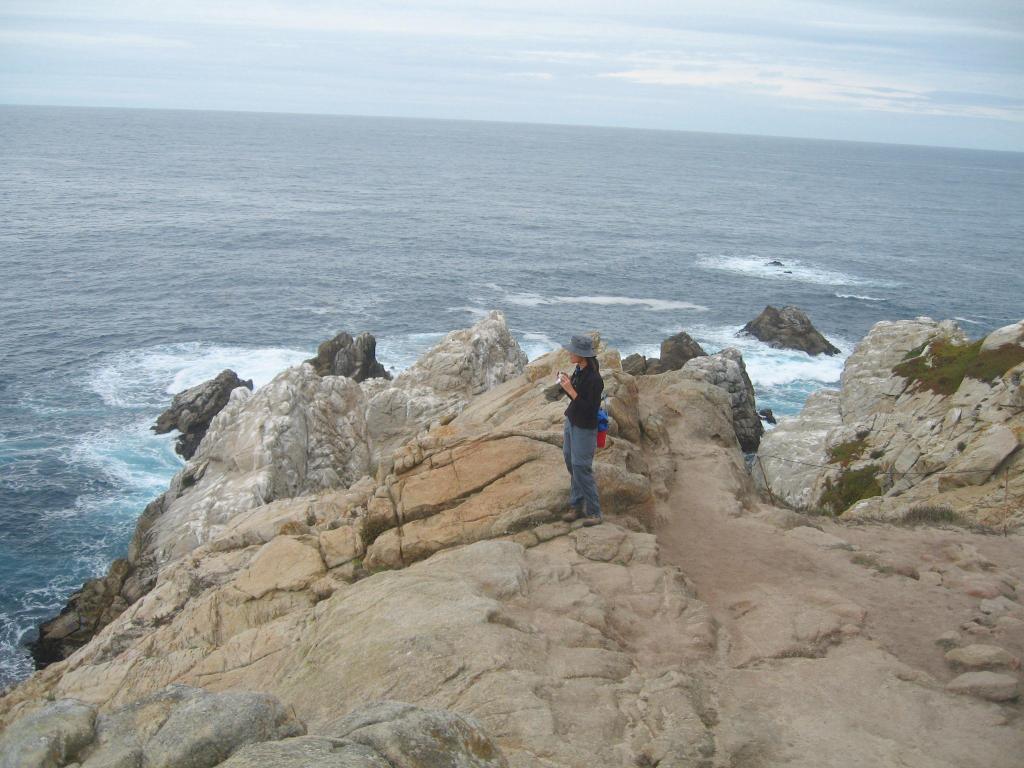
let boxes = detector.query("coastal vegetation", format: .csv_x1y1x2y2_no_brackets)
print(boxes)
828,437,868,467
894,339,1024,396
820,465,882,514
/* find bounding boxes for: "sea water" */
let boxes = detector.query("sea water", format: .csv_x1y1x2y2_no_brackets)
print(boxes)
1,105,1022,686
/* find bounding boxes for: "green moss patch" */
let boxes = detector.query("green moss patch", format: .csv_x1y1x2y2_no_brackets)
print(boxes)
820,465,882,514
894,339,1024,396
828,438,868,467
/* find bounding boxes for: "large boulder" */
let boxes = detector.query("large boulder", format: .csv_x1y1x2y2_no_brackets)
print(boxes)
741,305,840,356
306,331,391,381
216,701,510,767
0,685,304,768
659,330,707,370
0,699,96,768
152,369,253,459
676,348,764,452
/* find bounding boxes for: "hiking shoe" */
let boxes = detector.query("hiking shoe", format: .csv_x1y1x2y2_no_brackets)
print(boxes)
581,516,602,527
562,508,583,523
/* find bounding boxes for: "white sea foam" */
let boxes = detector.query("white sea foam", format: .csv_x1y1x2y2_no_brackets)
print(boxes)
375,332,448,373
88,342,313,409
835,293,887,302
684,323,850,388
67,417,180,493
503,292,707,311
698,255,893,288
518,331,559,361
954,316,984,326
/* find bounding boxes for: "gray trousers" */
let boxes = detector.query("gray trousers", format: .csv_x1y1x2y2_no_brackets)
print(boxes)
563,416,601,517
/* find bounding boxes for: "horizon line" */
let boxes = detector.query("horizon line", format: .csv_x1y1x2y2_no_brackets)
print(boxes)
3,101,1021,156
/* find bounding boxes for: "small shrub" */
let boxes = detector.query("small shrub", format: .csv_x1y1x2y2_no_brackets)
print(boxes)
869,449,885,460
900,505,963,527
820,465,882,514
828,438,868,467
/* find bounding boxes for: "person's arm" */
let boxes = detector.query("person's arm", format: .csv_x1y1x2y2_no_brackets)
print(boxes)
569,374,600,409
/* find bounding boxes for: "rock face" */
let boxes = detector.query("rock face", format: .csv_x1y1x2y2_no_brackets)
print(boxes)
755,317,1024,524
306,331,391,381
622,330,706,375
741,305,840,356
29,311,527,668
0,686,505,768
676,348,764,452
152,369,253,459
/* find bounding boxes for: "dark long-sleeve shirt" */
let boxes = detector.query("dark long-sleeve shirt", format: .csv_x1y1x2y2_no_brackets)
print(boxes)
560,363,604,429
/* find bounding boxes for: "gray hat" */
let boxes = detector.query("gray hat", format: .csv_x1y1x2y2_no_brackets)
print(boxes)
562,334,596,357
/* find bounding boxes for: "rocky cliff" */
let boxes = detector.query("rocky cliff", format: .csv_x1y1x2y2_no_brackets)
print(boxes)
4,311,1023,767
755,317,1024,527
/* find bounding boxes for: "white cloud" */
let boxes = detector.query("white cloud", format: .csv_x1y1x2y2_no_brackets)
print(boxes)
600,58,1024,121
0,30,190,49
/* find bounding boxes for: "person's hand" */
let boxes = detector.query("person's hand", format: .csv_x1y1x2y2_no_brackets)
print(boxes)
558,372,577,399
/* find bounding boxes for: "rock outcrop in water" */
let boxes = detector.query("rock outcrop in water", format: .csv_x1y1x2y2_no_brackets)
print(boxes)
152,369,253,459
7,311,1024,767
306,330,391,381
755,318,1024,526
741,304,841,356
622,330,706,375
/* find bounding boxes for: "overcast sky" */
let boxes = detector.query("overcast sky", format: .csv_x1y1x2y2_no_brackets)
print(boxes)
2,0,1022,150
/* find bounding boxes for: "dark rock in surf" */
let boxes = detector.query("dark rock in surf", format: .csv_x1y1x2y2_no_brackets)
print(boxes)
759,408,777,425
622,353,648,376
624,331,707,376
741,305,840,357
766,260,785,267
153,369,253,460
307,331,391,381
659,331,707,370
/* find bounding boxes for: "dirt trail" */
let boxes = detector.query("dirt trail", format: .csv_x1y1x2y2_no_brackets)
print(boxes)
654,453,1024,682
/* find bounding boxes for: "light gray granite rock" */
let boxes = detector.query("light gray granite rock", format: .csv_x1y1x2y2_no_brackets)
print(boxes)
75,685,303,768
0,700,95,768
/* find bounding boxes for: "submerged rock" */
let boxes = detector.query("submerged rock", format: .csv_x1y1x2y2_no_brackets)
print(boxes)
306,331,391,381
741,305,840,356
152,369,253,459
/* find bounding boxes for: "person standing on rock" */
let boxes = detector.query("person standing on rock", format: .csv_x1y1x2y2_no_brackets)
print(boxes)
556,335,604,526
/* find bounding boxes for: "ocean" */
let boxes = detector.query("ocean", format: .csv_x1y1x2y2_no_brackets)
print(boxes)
1,104,1022,687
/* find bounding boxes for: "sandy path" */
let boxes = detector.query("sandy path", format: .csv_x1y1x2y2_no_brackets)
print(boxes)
654,453,1024,681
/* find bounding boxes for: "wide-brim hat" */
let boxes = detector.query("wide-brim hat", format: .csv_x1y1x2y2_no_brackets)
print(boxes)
562,334,596,357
